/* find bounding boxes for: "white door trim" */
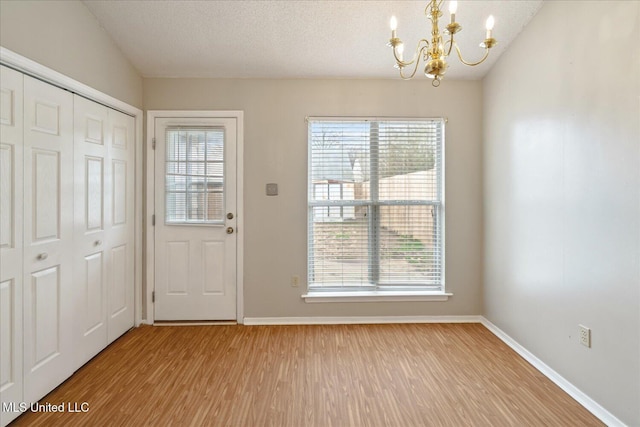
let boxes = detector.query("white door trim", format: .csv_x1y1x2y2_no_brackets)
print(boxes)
0,47,144,327
146,110,244,324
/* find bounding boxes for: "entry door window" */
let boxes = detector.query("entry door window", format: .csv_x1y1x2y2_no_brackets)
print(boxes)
165,127,224,224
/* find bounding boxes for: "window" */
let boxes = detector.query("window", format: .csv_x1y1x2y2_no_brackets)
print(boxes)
165,127,224,224
307,118,444,294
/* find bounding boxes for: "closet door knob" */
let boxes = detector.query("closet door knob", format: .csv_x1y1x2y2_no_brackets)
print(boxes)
37,252,48,261
94,240,102,246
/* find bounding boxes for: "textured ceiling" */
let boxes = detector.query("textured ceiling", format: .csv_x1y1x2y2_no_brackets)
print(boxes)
83,0,543,80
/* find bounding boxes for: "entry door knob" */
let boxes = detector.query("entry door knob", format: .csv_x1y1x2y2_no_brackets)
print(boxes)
226,227,234,234
227,213,234,220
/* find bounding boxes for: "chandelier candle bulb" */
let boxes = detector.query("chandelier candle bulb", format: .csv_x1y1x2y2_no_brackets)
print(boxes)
397,42,404,61
390,15,398,39
485,15,495,39
449,1,457,23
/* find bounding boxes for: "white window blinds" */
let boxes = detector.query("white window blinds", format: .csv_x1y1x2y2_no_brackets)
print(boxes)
308,118,444,291
165,127,225,224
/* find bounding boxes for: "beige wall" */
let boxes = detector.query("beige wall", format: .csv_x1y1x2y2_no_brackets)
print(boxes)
483,1,640,425
0,0,142,108
145,78,484,317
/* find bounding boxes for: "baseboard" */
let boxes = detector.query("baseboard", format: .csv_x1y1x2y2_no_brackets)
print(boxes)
153,321,237,326
242,315,482,325
480,317,626,427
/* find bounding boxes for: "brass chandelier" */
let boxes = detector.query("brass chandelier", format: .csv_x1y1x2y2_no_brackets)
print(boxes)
388,0,497,86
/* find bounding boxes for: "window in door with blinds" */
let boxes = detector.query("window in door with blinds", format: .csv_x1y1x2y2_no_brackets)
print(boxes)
308,118,444,292
165,127,225,224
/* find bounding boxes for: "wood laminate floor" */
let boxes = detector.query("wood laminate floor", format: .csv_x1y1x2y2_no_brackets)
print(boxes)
10,323,603,426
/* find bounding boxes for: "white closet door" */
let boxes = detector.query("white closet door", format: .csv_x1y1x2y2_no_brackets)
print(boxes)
73,95,109,366
106,108,135,342
0,66,24,426
74,97,135,356
22,76,75,404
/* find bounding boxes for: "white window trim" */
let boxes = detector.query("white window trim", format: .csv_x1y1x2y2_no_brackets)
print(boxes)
302,290,452,303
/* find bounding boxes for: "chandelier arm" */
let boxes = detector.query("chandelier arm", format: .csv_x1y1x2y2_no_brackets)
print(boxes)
399,45,429,80
393,38,430,68
444,36,454,57
453,42,490,66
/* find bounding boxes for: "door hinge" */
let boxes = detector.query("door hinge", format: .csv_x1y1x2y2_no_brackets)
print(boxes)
152,137,156,150
152,214,155,226
152,291,155,303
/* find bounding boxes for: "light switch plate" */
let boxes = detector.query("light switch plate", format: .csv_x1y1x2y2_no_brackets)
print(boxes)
266,183,278,196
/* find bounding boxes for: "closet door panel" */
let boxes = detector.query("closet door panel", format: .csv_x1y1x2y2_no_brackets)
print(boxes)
107,109,134,342
73,95,109,366
22,76,75,404
0,65,24,427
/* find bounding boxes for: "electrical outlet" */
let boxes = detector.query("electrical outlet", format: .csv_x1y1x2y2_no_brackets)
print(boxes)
579,325,591,348
291,275,300,287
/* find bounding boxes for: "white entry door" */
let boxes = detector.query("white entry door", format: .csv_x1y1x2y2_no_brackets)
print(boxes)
154,117,237,321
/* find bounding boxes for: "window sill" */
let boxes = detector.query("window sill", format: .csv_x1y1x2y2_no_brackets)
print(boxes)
301,291,452,303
